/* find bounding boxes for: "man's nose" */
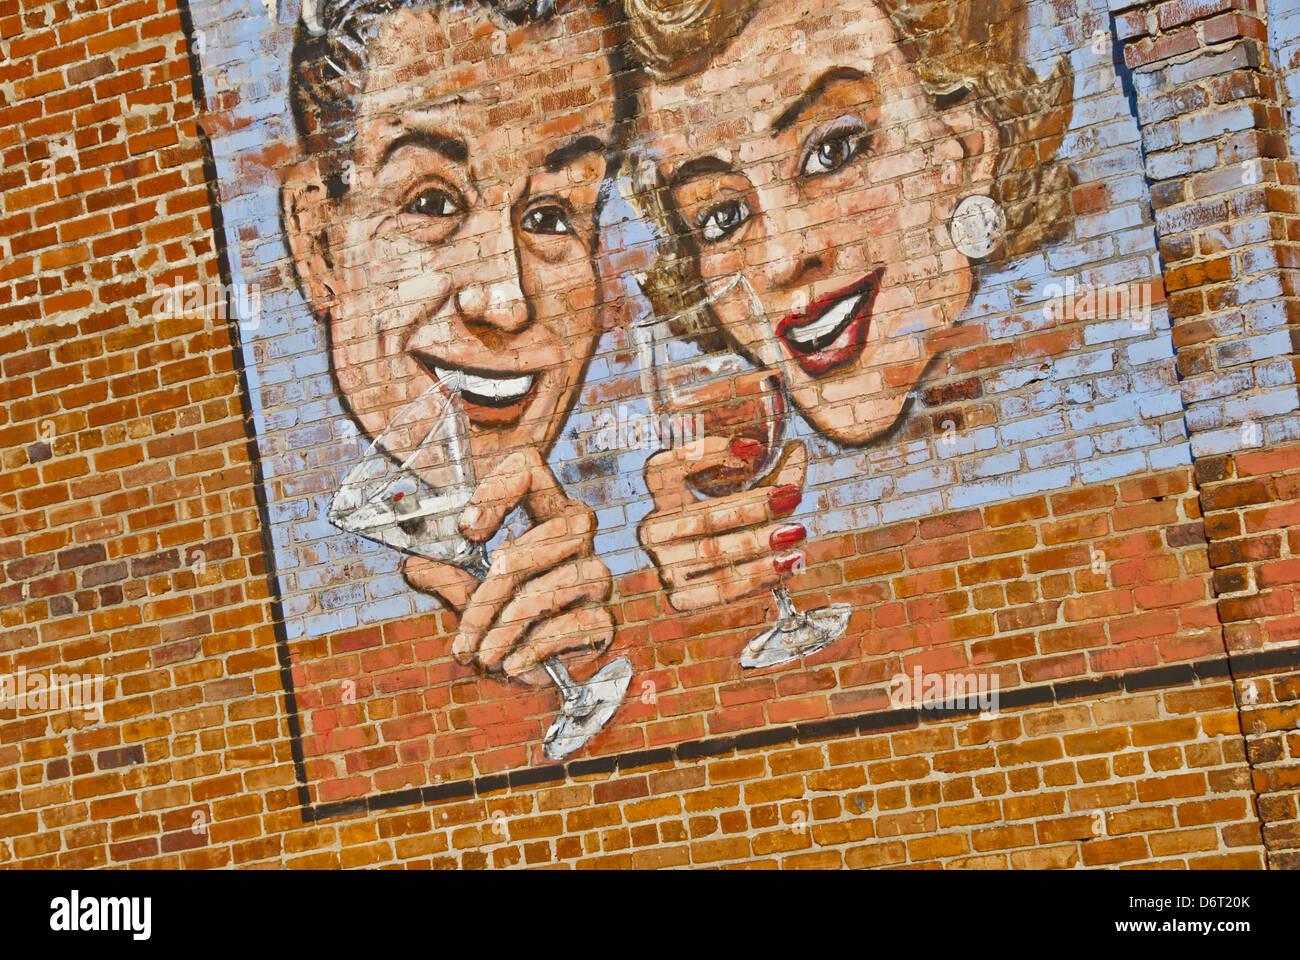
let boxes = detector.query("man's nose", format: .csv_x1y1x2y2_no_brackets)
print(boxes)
455,275,530,333
454,200,532,334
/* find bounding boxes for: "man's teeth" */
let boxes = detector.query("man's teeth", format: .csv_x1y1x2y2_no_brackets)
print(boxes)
434,366,536,402
783,294,863,350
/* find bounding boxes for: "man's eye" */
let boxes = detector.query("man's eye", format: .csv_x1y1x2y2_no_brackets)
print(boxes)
801,131,869,177
404,187,462,218
521,205,573,235
697,199,750,243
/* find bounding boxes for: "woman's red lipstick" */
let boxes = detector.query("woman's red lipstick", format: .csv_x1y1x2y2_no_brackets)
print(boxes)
774,268,885,377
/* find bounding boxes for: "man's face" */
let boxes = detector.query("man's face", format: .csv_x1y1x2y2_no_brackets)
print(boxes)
640,0,994,447
313,5,615,476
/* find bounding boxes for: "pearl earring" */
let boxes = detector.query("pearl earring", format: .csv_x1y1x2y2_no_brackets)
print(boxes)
949,195,1005,259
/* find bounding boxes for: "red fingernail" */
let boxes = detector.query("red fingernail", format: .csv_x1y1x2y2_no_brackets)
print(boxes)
773,550,804,576
730,436,763,460
769,484,801,517
769,523,806,550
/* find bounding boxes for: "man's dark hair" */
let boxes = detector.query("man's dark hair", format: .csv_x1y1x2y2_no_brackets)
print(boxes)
288,0,629,196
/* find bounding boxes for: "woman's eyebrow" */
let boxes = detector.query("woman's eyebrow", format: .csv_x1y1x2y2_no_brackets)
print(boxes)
770,67,869,133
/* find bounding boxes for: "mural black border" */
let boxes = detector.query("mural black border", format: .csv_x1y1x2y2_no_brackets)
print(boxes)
176,0,312,814
173,4,1300,827
299,646,1300,823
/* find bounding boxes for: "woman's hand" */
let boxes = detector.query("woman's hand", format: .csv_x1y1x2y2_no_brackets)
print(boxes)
403,447,614,686
637,437,808,611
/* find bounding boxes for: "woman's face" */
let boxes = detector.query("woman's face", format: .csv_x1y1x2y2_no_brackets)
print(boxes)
640,0,995,446
309,5,614,476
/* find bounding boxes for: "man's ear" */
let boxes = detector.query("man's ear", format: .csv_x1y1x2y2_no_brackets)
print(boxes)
281,161,337,317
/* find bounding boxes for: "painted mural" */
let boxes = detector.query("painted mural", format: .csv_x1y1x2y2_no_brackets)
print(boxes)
180,0,1290,814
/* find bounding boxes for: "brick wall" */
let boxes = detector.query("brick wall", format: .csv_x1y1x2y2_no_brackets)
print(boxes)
0,0,1296,869
0,0,279,866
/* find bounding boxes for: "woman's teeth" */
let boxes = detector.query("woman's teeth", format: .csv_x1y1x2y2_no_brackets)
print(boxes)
783,294,863,352
434,366,536,404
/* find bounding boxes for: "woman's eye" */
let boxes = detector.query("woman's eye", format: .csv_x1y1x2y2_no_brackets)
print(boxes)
801,131,869,177
403,187,462,218
697,199,750,243
521,205,573,235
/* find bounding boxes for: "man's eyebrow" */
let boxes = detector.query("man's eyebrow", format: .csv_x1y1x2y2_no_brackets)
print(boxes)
543,135,607,173
379,129,469,169
770,67,868,132
669,155,734,187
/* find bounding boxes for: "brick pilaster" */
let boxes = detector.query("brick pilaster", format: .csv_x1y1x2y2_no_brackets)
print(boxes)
1118,0,1300,867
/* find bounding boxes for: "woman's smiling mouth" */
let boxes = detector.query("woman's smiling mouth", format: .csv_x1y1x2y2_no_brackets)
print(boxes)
775,268,886,377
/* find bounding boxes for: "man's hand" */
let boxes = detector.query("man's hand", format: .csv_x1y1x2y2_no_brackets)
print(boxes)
637,437,808,611
403,447,613,686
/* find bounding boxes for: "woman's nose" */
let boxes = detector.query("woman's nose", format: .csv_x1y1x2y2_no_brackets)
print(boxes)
759,234,828,296
754,185,827,292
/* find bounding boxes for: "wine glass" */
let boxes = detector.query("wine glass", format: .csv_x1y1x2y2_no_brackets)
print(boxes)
327,374,632,761
633,278,851,670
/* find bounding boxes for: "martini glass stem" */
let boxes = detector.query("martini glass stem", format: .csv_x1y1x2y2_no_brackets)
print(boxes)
543,658,579,702
544,657,595,720
465,541,491,581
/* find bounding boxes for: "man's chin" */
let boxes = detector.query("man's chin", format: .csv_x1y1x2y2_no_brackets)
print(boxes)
467,394,564,467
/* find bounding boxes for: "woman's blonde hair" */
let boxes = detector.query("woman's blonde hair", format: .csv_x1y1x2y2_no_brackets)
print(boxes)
623,0,1075,344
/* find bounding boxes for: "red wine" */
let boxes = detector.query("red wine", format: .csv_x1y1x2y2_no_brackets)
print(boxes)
660,368,787,498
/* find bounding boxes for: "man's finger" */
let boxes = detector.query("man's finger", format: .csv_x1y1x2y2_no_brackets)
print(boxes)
452,516,592,661
519,448,570,523
501,605,614,681
459,449,532,543
486,513,594,580
476,558,610,671
460,447,572,542
401,556,480,614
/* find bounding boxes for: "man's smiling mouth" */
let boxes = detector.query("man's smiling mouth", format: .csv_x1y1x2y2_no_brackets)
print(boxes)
412,352,542,426
433,364,537,407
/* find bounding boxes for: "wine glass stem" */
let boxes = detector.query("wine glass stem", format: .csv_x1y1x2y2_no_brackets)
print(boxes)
773,584,799,622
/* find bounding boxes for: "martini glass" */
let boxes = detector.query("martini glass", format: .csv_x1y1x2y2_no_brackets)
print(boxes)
633,277,851,670
328,375,632,761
